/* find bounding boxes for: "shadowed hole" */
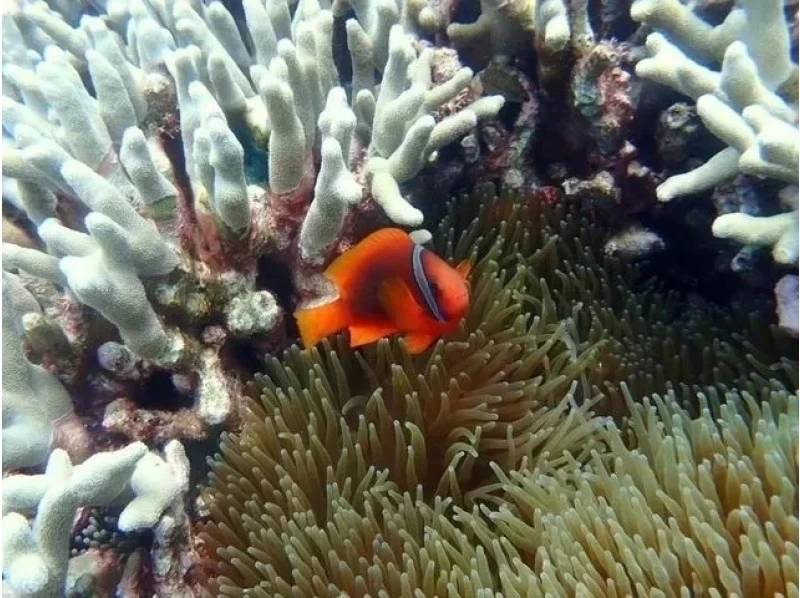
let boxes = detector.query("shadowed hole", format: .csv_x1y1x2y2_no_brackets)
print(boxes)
132,370,194,411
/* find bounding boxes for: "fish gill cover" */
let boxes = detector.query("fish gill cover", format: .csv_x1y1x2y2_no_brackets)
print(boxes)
0,0,797,596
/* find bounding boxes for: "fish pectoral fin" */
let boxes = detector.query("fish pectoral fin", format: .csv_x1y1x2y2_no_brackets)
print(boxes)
378,277,427,329
455,259,473,280
348,319,400,347
295,298,349,348
403,331,438,355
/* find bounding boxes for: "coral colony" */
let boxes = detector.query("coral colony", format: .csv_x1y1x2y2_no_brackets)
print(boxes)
0,0,797,595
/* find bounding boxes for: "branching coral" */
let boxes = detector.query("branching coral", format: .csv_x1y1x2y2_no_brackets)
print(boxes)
0,0,502,592
2,441,188,597
631,0,799,264
446,0,571,63
2,272,78,470
3,0,502,338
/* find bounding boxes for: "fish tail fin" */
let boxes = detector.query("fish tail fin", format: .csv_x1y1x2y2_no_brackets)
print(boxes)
295,298,350,349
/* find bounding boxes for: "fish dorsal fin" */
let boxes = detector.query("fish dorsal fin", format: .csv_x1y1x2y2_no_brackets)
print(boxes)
455,259,472,280
378,276,427,329
349,318,399,347
404,331,438,354
325,228,412,289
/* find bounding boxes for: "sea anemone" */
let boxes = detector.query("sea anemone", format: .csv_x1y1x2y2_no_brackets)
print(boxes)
456,383,799,596
198,185,797,595
436,184,796,399
198,260,610,594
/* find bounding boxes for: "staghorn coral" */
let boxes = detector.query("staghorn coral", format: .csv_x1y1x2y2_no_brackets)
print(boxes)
199,184,798,595
0,0,507,592
446,0,571,64
2,441,188,597
1,0,505,454
2,272,84,470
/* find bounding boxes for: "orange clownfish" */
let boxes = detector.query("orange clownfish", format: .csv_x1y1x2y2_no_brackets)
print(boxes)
295,228,472,354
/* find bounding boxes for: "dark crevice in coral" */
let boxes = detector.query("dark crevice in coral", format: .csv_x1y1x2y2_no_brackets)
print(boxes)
2,200,40,245
629,83,695,172
220,0,249,51
496,99,522,131
330,8,382,97
693,0,735,26
630,209,759,304
445,0,490,70
332,10,356,88
587,0,605,37
55,192,92,235
641,173,788,305
595,0,638,41
132,371,195,411
219,338,269,377
160,124,192,195
449,0,481,31
532,118,592,181
159,123,202,261
529,71,593,181
67,316,126,398
256,255,299,339
184,435,223,501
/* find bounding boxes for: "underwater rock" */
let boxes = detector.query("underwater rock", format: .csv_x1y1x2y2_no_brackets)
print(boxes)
775,274,799,337
571,41,635,156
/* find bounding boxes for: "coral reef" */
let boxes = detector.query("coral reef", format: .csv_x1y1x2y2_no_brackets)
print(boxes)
2,272,83,470
1,0,504,451
1,0,797,596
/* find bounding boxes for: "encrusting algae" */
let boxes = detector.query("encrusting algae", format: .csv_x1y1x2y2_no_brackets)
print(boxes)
198,185,798,596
